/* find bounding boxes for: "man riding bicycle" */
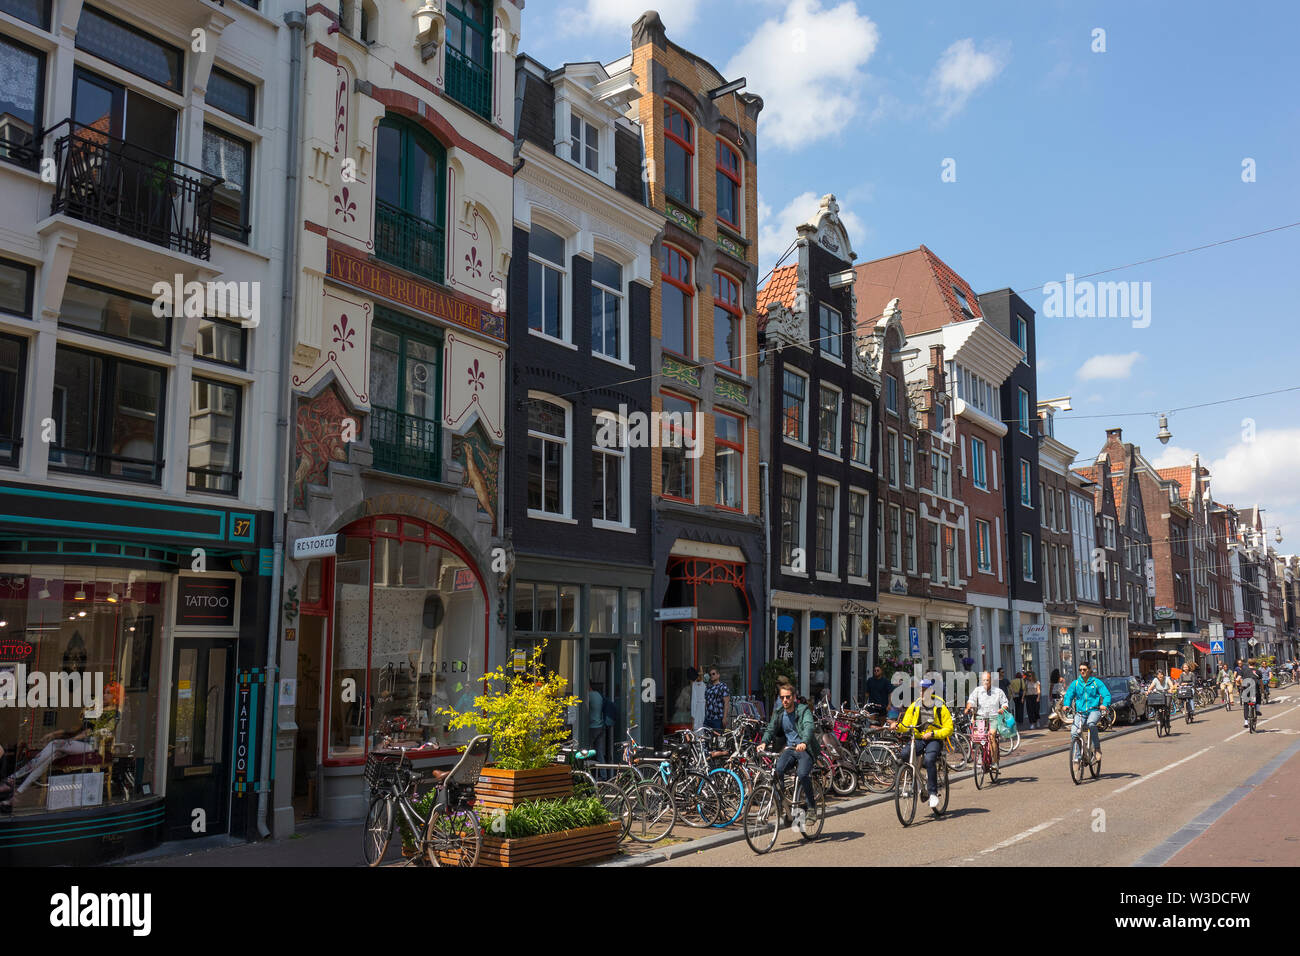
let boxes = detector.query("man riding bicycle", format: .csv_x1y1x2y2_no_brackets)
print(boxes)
1237,661,1261,729
892,678,954,810
1063,663,1111,759
759,682,820,832
964,671,1010,770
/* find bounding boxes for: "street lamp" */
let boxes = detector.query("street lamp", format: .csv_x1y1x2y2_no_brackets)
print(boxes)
1157,413,1172,445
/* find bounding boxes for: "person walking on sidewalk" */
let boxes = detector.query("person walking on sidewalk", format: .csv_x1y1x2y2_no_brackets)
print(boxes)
1009,671,1026,725
1025,672,1041,728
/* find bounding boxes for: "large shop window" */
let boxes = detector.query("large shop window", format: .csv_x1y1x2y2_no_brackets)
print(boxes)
0,33,44,169
370,317,442,482
0,571,164,816
663,558,749,726
0,333,27,466
374,116,446,283
327,517,486,760
512,580,584,731
50,346,165,484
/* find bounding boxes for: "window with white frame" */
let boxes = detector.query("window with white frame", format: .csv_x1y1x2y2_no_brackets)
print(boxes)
570,112,599,173
876,508,885,570
902,436,915,487
816,480,838,574
592,411,628,526
850,398,871,466
780,470,805,569
887,428,899,488
1022,533,1034,582
1020,460,1033,507
970,436,987,489
905,509,917,574
528,225,567,341
819,303,843,361
782,368,808,444
930,450,951,499
848,490,867,577
1017,316,1028,355
527,393,571,516
818,384,841,455
975,519,992,572
591,253,625,363
886,374,898,414
889,504,902,571
1018,387,1031,434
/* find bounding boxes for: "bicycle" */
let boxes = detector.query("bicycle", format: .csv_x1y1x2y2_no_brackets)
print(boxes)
1068,710,1103,784
1177,685,1195,724
742,746,826,853
969,715,1001,790
1243,694,1259,734
362,734,490,867
894,727,948,826
1148,692,1172,738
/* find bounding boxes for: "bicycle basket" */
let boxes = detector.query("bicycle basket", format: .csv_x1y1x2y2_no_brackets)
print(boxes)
1146,691,1167,708
969,719,990,743
364,752,400,789
1176,684,1194,700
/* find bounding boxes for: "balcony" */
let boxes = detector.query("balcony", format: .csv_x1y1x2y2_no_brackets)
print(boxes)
370,405,441,482
374,199,445,284
445,45,492,119
46,119,221,261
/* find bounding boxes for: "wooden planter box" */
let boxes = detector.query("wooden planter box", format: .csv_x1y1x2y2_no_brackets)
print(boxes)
471,821,620,868
474,764,573,812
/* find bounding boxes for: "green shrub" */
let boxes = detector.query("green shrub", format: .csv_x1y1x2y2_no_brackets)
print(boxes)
491,796,610,840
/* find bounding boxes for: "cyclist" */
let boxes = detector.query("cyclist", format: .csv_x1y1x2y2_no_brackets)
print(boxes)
1238,661,1261,729
964,671,1011,770
1178,661,1198,718
759,681,819,832
1218,664,1235,707
1146,668,1174,728
1260,663,1272,703
893,678,954,810
1063,663,1111,760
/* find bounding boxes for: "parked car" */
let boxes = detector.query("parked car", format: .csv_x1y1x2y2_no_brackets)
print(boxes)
1101,675,1148,724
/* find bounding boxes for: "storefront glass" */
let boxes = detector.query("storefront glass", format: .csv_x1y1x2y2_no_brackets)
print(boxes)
662,557,749,719
808,616,831,704
326,516,486,760
0,569,164,816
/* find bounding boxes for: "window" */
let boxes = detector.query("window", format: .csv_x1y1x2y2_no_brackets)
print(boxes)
848,491,867,577
660,391,695,503
713,271,741,372
1020,460,1033,507
50,346,165,483
970,436,987,489
207,68,254,123
818,303,843,361
444,0,492,117
661,245,694,357
0,257,34,318
929,521,941,581
780,470,805,568
876,508,884,571
886,428,898,488
663,103,694,205
1022,533,1034,582
714,411,744,511
61,279,168,349
1016,316,1028,356
902,436,915,487
815,481,837,574
953,285,973,317
0,333,27,466
945,526,957,584
715,140,742,231
526,395,570,516
975,519,992,572
0,34,44,169
1043,548,1051,601
904,509,917,574
195,318,246,369
375,117,446,282
527,225,566,340
930,451,951,499
592,411,628,526
1,0,51,29
591,254,624,362
370,318,442,480
188,377,241,494
203,125,252,242
1041,482,1049,527
76,6,183,90
886,374,898,414
781,368,807,444
818,385,840,455
850,399,871,466
570,113,598,172
889,504,901,571
1018,387,1031,434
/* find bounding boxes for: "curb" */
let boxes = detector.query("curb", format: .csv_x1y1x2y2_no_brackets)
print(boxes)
603,701,1229,867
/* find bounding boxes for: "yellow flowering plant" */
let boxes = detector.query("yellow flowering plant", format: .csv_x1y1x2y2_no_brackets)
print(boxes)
438,641,580,770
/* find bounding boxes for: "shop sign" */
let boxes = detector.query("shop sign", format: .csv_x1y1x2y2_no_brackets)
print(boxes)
0,640,34,661
1021,624,1048,644
233,669,266,796
889,575,908,595
511,649,527,673
1234,621,1254,640
175,578,237,627
292,534,340,559
1154,606,1175,620
943,628,970,649
656,606,696,621
1144,557,1156,597
841,600,873,615
453,568,477,591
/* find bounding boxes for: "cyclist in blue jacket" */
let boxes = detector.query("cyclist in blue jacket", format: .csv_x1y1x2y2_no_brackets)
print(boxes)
1063,662,1111,758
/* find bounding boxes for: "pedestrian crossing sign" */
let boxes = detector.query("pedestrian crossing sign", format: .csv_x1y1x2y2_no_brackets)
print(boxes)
1210,640,1224,654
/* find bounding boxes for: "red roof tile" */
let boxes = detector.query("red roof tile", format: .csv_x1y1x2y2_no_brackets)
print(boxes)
853,244,983,334
756,264,798,331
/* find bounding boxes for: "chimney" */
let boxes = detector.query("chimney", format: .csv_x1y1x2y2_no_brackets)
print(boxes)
1105,427,1123,441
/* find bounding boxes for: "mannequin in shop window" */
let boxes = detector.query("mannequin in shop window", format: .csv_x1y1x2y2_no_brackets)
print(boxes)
1,703,119,812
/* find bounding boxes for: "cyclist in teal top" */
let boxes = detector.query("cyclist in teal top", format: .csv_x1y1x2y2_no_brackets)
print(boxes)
1063,662,1111,757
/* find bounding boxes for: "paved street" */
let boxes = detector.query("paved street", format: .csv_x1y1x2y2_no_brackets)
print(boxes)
659,696,1300,867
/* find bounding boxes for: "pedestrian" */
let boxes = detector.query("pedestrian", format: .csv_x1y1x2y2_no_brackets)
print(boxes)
704,665,730,730
1025,671,1041,728
1009,671,1026,725
865,664,893,719
587,683,607,763
997,667,1010,696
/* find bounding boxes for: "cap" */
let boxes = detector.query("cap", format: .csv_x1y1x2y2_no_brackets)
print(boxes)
920,678,935,689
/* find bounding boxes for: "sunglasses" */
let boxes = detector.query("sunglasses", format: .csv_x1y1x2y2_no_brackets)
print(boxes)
779,694,794,700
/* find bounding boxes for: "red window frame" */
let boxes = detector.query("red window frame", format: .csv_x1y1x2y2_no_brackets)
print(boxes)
318,514,490,767
660,389,696,504
714,409,744,512
712,270,741,373
715,140,741,231
661,556,751,696
661,243,694,359
664,102,694,205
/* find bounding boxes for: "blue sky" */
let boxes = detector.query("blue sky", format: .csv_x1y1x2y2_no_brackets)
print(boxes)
523,0,1300,543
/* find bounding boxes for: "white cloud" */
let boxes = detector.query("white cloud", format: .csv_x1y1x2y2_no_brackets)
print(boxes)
1076,352,1142,381
929,38,1008,121
758,191,867,279
725,0,880,151
1149,445,1200,470
1207,430,1300,549
557,1,702,37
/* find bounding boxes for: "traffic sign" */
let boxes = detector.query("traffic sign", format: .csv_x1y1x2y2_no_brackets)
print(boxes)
908,626,920,656
1210,640,1224,654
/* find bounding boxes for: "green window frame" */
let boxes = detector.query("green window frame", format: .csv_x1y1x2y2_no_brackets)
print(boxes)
374,116,446,284
369,310,443,481
445,0,492,119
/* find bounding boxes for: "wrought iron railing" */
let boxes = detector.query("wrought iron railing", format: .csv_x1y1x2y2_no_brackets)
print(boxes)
445,45,492,119
48,446,164,485
370,405,441,482
45,119,221,260
374,199,444,283
0,123,40,171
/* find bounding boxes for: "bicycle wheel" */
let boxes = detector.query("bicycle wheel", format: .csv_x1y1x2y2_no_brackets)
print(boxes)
1155,712,1166,737
362,793,393,867
894,762,917,827
425,804,481,867
595,781,631,841
945,732,969,770
830,762,858,797
626,781,676,843
1249,707,1257,734
571,769,599,799
989,746,1000,782
673,772,720,828
972,746,985,790
1069,736,1084,785
933,761,950,816
785,774,825,840
706,768,744,828
1185,704,1194,725
1090,745,1101,779
860,743,898,793
743,784,779,854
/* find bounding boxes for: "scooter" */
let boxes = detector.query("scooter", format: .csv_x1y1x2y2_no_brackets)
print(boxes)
1047,698,1070,732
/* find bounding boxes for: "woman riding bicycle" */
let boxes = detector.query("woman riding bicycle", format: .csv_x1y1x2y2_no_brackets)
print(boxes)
964,671,1010,771
892,678,953,810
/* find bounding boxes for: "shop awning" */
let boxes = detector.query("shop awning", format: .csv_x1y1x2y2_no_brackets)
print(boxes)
1191,642,1212,654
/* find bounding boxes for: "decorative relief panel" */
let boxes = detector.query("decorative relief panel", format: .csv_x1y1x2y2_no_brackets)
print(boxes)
452,421,501,533
293,290,372,409
444,332,504,443
293,383,352,510
661,354,701,389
